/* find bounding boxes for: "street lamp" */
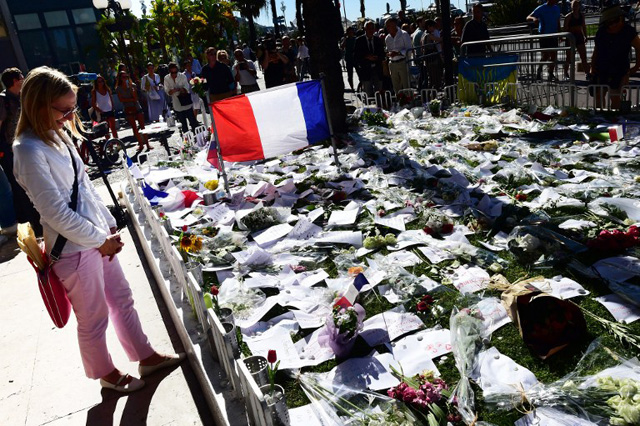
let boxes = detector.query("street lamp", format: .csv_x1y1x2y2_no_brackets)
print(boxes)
92,0,134,75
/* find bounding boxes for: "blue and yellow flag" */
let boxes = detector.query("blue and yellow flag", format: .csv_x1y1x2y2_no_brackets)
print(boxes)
458,54,518,104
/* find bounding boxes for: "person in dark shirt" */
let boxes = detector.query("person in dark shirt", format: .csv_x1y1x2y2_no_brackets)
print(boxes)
0,67,40,236
262,38,289,88
461,3,490,56
281,36,298,83
200,47,235,102
591,5,640,109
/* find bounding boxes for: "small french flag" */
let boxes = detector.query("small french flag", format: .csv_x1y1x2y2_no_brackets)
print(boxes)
335,273,369,308
206,133,222,170
210,80,330,162
125,154,144,180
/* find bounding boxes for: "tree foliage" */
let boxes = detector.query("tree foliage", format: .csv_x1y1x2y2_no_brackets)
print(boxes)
96,0,237,73
489,0,540,26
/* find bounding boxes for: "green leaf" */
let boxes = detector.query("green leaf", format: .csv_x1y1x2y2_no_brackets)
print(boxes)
430,403,446,421
427,412,439,426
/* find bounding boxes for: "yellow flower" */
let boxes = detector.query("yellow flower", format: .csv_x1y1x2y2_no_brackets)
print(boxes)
180,235,193,251
191,235,203,252
204,180,219,191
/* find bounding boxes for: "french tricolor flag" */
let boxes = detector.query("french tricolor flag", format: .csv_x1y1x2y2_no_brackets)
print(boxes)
210,80,331,162
335,273,369,308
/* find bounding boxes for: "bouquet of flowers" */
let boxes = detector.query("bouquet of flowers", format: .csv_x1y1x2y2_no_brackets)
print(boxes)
318,300,365,359
449,306,486,424
484,339,640,425
387,370,460,425
421,208,455,237
189,76,207,98
586,226,639,252
397,91,420,108
300,373,419,426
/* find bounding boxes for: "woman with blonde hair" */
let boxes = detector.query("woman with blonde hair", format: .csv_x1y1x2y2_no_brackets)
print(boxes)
115,70,151,153
90,75,118,139
12,66,184,393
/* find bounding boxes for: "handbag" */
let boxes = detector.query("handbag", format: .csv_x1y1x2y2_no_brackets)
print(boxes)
177,91,192,107
26,145,79,328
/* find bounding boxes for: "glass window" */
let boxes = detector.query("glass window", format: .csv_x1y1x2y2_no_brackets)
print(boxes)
50,28,79,63
72,8,96,25
14,14,41,30
44,11,70,28
19,31,53,68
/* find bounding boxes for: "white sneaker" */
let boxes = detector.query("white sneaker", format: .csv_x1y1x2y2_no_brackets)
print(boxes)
0,235,8,247
1,223,17,236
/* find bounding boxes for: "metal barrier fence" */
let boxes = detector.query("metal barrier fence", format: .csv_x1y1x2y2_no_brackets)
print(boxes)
354,80,639,113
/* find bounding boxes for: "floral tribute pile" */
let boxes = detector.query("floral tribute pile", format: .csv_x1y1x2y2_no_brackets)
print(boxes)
137,103,640,425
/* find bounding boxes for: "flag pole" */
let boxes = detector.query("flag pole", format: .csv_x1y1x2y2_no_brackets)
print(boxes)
208,101,232,196
319,74,341,167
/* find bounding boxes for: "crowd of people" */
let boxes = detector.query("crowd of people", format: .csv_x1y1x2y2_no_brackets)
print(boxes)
342,1,639,101
342,6,492,98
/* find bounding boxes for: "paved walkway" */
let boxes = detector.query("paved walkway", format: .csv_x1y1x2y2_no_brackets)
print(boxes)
0,185,215,426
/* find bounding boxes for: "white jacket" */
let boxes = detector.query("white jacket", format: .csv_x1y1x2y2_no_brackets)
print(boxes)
13,130,116,254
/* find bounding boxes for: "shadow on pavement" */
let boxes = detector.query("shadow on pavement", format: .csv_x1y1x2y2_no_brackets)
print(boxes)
85,364,181,426
0,238,20,264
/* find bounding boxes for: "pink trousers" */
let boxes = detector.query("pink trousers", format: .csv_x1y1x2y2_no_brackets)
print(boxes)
52,248,155,379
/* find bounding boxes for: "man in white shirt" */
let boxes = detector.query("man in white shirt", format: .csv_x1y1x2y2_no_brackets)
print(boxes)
232,50,260,93
296,38,310,81
385,17,412,94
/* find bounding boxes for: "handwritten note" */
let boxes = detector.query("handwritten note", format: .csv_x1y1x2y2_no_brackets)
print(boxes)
596,293,640,323
475,297,511,334
361,308,425,346
390,327,452,362
288,217,322,240
453,266,490,294
252,223,293,246
316,231,363,247
327,208,360,227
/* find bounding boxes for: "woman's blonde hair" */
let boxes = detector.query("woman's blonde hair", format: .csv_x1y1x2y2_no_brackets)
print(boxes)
15,66,83,147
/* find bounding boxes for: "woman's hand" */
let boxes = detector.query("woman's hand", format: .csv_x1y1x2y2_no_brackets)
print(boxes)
98,234,124,261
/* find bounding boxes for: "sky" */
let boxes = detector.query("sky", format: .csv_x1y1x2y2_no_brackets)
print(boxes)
129,1,470,27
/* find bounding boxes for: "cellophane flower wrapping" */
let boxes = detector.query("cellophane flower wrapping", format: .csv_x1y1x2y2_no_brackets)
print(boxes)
483,339,640,425
449,306,487,424
299,373,418,425
318,303,365,359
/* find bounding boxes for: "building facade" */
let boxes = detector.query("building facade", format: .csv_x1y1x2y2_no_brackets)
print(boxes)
0,0,101,75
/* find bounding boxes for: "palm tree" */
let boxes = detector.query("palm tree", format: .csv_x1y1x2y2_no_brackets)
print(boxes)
191,0,237,49
149,0,170,60
236,0,267,47
296,0,304,35
270,0,280,37
302,0,346,132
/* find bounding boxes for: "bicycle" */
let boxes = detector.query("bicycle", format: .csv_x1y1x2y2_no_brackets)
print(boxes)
76,121,125,166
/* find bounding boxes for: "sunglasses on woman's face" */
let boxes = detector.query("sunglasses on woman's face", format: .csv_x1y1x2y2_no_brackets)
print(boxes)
52,106,79,119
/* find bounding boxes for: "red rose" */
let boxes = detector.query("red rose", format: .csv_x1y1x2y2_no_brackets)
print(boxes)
267,349,277,364
423,226,434,235
210,285,219,296
158,212,165,218
417,301,429,312
421,294,434,305
182,225,188,232
515,193,527,202
441,223,454,234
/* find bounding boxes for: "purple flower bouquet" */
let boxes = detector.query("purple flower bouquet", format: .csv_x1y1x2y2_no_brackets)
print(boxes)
318,303,365,359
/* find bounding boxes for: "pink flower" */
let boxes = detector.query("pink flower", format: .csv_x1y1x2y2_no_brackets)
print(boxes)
401,387,417,402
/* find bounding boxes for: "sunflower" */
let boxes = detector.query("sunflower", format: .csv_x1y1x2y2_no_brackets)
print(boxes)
191,236,203,252
180,235,193,251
